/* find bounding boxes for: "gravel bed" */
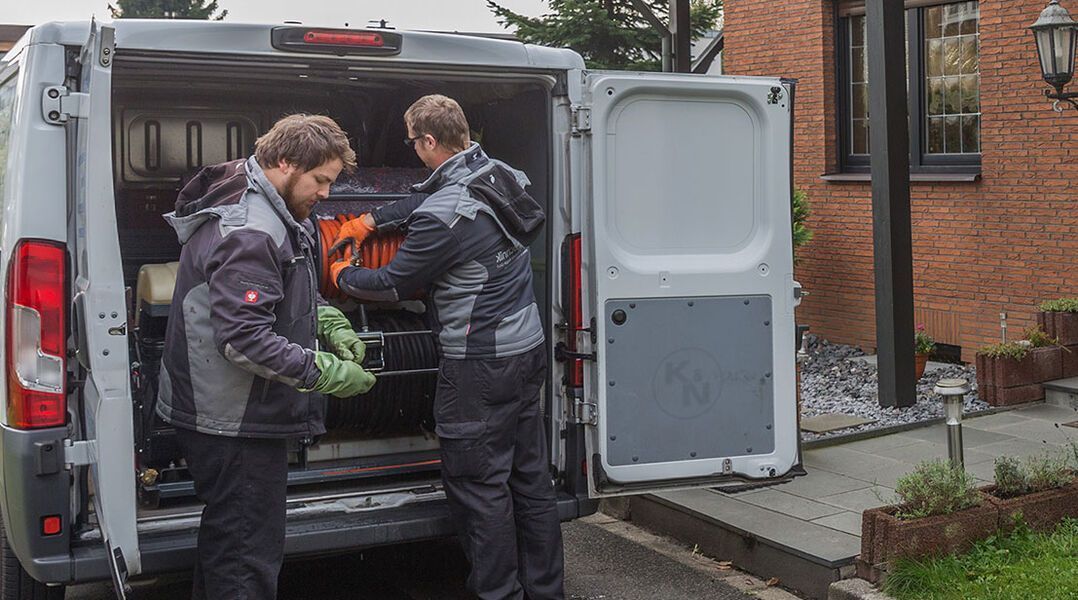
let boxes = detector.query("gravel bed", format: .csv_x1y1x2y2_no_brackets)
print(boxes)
799,335,990,441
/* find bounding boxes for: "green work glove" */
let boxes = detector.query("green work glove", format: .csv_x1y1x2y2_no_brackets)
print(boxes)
317,305,366,364
307,351,377,398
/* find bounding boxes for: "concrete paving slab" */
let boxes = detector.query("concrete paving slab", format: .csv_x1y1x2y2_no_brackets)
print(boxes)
974,437,1062,460
805,449,916,488
839,434,923,454
736,489,849,521
897,424,1016,447
964,411,1034,431
870,440,994,466
803,446,877,472
817,487,894,513
810,511,863,537
802,413,877,433
1013,403,1078,422
991,418,1078,446
774,469,874,499
654,489,862,565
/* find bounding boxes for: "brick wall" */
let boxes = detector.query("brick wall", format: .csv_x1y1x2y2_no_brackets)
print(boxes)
725,0,1078,361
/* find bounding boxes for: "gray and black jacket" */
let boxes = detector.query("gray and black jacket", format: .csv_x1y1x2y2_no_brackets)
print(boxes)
157,157,325,438
337,143,545,360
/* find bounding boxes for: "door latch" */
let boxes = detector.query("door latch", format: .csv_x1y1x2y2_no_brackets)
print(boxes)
767,86,784,105
554,342,595,363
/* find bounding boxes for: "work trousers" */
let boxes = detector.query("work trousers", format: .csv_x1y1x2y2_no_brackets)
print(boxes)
176,427,289,600
435,344,566,600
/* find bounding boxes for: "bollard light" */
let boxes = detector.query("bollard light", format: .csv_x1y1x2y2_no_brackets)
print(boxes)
934,378,971,469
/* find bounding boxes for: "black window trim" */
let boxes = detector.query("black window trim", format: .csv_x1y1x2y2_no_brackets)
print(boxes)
836,2,982,175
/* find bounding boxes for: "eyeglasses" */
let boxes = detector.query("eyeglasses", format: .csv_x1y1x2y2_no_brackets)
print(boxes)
404,135,425,147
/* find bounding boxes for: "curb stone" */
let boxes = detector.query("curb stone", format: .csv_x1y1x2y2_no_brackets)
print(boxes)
828,578,896,600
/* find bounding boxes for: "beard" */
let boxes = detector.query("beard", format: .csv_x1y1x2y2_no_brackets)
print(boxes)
282,171,310,221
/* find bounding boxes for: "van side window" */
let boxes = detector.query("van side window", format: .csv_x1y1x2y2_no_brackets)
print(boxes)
0,74,16,212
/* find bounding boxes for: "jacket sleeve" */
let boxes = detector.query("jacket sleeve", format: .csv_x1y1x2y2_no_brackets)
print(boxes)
337,212,461,302
206,230,321,390
371,193,429,231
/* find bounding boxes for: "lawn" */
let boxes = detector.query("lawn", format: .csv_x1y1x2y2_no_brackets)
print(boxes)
883,518,1078,600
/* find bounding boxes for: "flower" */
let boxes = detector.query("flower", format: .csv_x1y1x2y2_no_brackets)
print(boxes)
914,325,936,355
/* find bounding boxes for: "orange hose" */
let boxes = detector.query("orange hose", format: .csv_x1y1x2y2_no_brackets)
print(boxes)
317,214,404,300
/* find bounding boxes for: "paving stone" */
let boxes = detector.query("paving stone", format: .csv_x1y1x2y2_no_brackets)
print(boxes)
1013,403,1078,422
870,440,994,466
803,446,877,472
801,413,877,433
736,489,848,521
963,411,1034,431
654,489,861,563
817,486,894,513
810,511,863,536
840,434,923,454
974,437,1062,460
991,419,1078,446
773,469,873,499
898,424,1016,448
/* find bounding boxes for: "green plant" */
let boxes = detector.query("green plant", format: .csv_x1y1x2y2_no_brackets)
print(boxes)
1024,325,1060,348
894,460,980,520
914,323,936,355
977,341,1029,360
993,456,1029,499
1037,297,1078,313
792,188,813,263
884,518,1078,600
1025,452,1073,492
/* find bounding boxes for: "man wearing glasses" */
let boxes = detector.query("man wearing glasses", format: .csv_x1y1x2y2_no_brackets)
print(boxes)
330,94,563,600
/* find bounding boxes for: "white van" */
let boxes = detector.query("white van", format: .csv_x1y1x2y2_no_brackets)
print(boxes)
0,19,802,597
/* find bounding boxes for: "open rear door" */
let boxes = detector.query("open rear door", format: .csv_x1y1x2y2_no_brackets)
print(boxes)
570,71,800,497
69,21,140,596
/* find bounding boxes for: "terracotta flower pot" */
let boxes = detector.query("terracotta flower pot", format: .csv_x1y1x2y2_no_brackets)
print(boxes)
915,353,929,380
983,478,1078,534
858,495,999,582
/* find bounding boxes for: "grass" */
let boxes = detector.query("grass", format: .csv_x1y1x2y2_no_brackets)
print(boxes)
883,518,1078,600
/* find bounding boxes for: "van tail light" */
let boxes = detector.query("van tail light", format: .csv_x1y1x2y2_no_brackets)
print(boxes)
564,234,584,388
304,31,384,47
6,240,67,429
271,27,403,56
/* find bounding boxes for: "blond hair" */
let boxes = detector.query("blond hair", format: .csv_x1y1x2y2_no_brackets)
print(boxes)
255,114,357,172
404,95,470,154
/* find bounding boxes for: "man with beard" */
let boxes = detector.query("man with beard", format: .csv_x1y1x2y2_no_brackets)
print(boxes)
157,114,376,599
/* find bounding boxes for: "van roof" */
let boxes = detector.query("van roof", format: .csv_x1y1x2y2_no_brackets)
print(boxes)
18,20,586,71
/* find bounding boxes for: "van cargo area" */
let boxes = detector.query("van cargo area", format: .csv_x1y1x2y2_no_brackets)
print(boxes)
109,56,555,517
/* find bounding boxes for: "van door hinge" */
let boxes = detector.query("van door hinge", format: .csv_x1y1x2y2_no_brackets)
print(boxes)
41,86,89,125
64,439,98,467
570,106,591,135
571,399,598,426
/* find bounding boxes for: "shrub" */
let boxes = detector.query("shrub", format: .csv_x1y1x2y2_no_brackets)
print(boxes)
894,460,980,520
1026,453,1073,493
792,188,813,263
1037,298,1078,313
914,324,936,355
993,456,1029,499
1024,325,1060,348
977,342,1029,360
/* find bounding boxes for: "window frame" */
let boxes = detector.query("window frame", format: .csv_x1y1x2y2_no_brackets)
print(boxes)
836,2,982,174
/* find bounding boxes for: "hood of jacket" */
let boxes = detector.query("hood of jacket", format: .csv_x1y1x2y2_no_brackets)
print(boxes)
164,157,309,245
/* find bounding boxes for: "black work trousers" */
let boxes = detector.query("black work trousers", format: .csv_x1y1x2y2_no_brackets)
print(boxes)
176,427,289,600
435,344,566,600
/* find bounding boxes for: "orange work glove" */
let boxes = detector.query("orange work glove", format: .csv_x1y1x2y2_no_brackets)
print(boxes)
334,213,376,250
330,258,354,289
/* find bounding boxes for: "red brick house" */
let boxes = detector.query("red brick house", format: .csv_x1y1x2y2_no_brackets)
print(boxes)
723,0,1078,361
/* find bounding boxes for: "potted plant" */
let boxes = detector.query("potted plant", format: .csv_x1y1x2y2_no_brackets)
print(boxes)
914,324,935,379
858,460,999,583
975,327,1063,406
983,453,1078,533
1037,298,1078,346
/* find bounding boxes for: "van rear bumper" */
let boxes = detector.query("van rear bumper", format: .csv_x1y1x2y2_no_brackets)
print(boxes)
35,493,597,585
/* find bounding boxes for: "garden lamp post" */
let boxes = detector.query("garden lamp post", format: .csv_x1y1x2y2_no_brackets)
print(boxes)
934,378,971,469
1031,0,1078,111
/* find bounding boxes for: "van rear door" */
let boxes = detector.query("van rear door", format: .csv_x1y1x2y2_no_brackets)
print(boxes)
69,21,139,596
568,71,800,497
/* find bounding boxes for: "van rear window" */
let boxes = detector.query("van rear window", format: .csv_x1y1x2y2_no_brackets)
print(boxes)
0,73,16,212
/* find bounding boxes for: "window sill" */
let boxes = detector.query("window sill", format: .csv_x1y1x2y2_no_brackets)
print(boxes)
820,172,981,183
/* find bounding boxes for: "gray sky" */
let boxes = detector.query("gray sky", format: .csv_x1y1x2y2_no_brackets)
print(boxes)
5,0,549,33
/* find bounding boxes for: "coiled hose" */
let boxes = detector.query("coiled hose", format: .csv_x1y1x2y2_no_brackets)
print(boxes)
324,311,438,434
316,214,405,300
